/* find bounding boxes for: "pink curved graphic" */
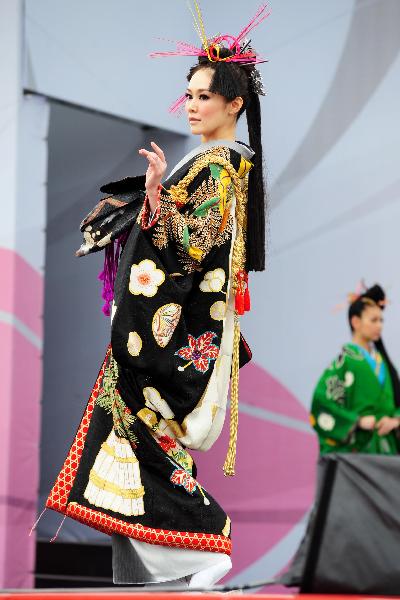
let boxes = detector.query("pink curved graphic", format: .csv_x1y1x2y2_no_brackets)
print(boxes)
0,248,43,338
0,248,44,588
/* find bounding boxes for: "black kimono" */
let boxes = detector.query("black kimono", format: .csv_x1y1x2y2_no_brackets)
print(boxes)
46,139,254,575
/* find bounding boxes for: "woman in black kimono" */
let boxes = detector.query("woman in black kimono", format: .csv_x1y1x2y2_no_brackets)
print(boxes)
46,2,269,587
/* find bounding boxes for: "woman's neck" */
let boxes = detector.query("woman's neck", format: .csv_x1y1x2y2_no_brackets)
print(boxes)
201,125,237,144
352,334,372,353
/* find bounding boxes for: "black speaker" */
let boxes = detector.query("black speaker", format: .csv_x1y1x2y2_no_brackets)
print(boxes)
281,454,400,595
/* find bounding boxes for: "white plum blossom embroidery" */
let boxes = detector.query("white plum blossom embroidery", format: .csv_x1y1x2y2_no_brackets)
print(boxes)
199,268,225,293
210,301,226,321
317,412,336,432
129,259,165,298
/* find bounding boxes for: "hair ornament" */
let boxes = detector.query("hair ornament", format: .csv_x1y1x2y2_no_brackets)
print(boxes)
333,280,367,313
150,1,271,113
333,280,390,313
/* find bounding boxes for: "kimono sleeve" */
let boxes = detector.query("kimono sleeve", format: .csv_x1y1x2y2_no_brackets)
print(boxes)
311,354,359,446
140,158,235,269
75,175,146,257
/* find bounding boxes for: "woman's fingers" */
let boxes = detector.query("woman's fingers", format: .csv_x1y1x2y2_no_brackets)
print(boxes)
376,417,397,436
139,149,161,167
140,143,166,164
139,149,158,160
150,141,166,161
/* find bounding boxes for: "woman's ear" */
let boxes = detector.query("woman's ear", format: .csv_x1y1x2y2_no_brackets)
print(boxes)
229,96,244,116
351,315,360,332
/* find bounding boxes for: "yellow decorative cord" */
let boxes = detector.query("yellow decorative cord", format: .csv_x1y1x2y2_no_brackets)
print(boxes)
167,151,248,476
223,316,241,476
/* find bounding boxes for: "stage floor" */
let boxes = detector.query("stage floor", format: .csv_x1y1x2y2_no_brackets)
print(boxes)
1,592,399,599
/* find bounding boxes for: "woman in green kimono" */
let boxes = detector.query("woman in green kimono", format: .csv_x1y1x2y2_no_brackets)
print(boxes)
311,284,400,455
45,2,270,589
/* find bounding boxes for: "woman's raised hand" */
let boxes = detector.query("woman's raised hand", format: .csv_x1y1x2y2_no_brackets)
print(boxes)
138,141,167,194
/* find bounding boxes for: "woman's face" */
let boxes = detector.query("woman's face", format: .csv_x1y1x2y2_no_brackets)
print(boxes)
352,304,384,342
185,68,240,141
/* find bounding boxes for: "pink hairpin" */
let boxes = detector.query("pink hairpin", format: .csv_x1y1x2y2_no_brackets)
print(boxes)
332,280,367,313
168,93,188,115
150,3,270,64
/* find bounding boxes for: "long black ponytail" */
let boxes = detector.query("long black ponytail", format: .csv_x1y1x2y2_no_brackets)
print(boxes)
187,53,266,272
245,90,265,271
375,338,400,408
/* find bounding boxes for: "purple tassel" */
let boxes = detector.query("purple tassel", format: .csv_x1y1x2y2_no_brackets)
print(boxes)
98,231,129,316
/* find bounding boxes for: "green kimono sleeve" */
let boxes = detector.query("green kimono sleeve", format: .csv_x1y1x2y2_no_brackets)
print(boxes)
311,355,359,448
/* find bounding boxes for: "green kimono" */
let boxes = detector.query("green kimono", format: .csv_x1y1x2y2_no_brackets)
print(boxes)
311,343,400,455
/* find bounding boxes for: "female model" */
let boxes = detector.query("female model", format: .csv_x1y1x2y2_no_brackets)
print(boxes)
46,2,269,588
311,284,400,455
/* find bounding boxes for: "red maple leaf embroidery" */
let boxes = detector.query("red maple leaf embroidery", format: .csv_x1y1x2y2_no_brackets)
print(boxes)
170,468,197,494
175,331,219,373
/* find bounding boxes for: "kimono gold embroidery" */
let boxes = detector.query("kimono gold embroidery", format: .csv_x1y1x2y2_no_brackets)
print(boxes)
166,419,186,439
185,173,221,212
88,470,145,500
101,440,138,463
137,407,159,430
148,153,234,273
152,303,182,348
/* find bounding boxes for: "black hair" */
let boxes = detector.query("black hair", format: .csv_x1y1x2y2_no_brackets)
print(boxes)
187,50,266,272
348,284,385,332
348,284,400,407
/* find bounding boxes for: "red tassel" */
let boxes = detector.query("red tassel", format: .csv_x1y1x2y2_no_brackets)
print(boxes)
244,272,251,312
235,291,245,315
235,271,245,315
